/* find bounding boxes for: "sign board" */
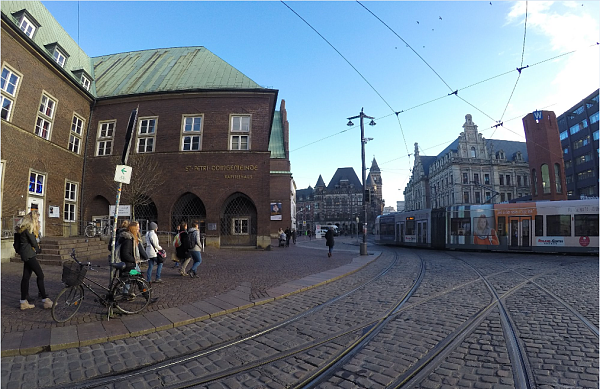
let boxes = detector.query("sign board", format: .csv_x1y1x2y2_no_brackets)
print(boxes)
533,110,543,123
270,202,282,221
114,165,132,184
315,224,322,239
109,205,131,217
49,206,60,218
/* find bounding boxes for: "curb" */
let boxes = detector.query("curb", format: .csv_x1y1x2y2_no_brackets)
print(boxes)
1,251,381,357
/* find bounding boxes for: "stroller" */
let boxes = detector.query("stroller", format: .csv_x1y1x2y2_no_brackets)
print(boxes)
278,232,286,247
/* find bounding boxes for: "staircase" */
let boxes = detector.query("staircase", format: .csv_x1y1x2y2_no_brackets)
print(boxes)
10,237,109,266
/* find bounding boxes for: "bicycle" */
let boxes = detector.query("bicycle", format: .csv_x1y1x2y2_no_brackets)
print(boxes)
51,249,152,323
84,220,111,238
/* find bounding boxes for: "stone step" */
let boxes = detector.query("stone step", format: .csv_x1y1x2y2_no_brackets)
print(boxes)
10,236,111,266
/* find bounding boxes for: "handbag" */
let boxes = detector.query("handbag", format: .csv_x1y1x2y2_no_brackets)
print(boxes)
147,233,167,263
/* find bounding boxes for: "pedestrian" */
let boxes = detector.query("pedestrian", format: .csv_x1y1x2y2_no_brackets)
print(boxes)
119,221,148,277
325,227,335,257
108,219,129,252
285,227,291,247
145,222,164,283
16,209,53,310
186,221,203,278
292,229,297,244
176,222,192,276
278,228,286,247
308,229,312,241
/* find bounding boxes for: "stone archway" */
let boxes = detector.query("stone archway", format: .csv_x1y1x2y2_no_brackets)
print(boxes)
171,192,206,233
220,192,257,247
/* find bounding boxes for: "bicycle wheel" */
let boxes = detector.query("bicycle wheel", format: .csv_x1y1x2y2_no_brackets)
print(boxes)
84,224,96,238
112,277,151,314
52,285,84,323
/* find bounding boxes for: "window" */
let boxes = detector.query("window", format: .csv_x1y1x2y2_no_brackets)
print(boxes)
29,171,45,195
574,152,593,166
1,65,21,121
505,175,511,186
450,218,471,236
53,48,67,67
564,160,572,170
594,131,599,141
470,147,476,158
580,186,597,196
575,214,599,236
566,175,573,184
554,163,562,193
546,215,571,236
137,117,157,153
588,111,599,125
35,93,57,140
475,192,481,203
507,193,512,201
64,181,78,222
559,130,568,140
572,106,585,115
232,218,249,235
484,174,490,185
535,215,544,236
96,121,115,156
18,15,36,38
500,193,505,202
485,192,491,202
517,175,522,186
532,169,537,195
541,164,551,194
473,173,479,184
563,147,569,155
570,120,588,135
577,169,594,181
230,115,251,151
499,175,504,185
81,75,91,91
463,191,469,203
69,114,84,154
462,172,468,184
573,136,591,150
181,115,202,151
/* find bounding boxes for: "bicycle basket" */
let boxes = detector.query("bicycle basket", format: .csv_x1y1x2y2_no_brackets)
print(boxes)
62,262,87,287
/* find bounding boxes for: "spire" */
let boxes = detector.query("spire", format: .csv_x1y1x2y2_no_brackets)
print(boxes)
315,175,326,187
370,157,380,172
414,142,419,157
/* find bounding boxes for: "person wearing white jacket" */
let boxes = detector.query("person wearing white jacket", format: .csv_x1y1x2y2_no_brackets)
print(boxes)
145,222,164,283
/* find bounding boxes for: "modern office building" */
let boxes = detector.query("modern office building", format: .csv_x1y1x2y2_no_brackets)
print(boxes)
557,89,599,199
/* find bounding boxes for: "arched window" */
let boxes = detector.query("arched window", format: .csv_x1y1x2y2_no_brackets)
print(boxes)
541,164,551,194
470,147,476,158
532,169,538,195
554,163,562,193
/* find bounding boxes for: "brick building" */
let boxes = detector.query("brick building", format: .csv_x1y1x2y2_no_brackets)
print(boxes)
1,1,292,251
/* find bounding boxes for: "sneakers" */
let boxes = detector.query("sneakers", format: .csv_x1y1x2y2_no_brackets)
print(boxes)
43,299,53,309
179,270,188,276
20,301,34,310
189,270,197,278
154,278,164,283
328,252,331,257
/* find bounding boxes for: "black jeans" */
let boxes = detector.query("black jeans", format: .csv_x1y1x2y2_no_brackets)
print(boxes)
21,256,48,300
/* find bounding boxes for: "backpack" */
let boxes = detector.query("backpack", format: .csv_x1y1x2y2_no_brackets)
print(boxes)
189,231,196,250
112,240,123,264
173,232,182,248
13,232,21,254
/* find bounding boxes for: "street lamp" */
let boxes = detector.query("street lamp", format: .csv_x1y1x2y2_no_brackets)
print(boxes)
347,108,375,255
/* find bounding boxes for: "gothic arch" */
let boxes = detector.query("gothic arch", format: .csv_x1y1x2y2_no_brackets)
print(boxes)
220,192,257,247
171,192,207,233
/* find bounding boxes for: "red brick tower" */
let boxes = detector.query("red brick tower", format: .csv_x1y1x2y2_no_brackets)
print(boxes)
522,111,567,201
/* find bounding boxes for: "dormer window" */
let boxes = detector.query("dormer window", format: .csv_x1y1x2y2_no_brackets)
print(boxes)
72,69,93,92
53,48,67,67
81,75,90,90
19,15,36,37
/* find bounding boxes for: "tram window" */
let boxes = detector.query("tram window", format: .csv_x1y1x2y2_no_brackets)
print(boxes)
451,218,471,236
406,219,415,235
497,216,506,236
575,214,599,236
535,215,544,236
546,215,572,236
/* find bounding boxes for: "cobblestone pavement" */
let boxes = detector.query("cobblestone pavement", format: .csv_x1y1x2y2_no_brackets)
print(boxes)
1,246,598,389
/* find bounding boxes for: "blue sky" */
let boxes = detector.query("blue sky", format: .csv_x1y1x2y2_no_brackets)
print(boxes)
42,1,599,208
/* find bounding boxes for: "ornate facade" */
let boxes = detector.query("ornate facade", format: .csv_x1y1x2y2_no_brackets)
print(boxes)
404,114,531,211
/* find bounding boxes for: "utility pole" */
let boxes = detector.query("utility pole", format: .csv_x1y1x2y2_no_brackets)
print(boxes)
347,108,375,255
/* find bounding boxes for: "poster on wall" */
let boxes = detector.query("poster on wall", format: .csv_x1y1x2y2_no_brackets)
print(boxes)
49,206,60,218
270,202,282,221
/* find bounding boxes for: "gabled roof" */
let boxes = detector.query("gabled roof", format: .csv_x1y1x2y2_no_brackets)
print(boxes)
296,187,314,201
326,167,362,190
420,156,437,176
269,111,285,159
2,1,95,94
315,175,326,187
370,158,380,172
92,47,264,98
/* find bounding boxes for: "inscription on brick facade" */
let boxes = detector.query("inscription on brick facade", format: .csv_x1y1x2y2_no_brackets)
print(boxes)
185,164,258,172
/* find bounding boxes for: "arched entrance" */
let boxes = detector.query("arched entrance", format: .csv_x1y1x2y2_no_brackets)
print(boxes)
220,193,257,247
171,193,206,233
134,196,158,233
87,195,110,221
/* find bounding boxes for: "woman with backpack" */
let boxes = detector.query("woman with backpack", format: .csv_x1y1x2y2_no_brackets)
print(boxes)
16,210,52,310
186,221,203,278
175,222,192,276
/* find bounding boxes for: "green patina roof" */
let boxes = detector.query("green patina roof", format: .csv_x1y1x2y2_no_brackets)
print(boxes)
93,47,264,98
1,1,95,94
269,110,286,159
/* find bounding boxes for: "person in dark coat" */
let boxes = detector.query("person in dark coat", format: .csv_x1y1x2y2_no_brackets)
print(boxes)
108,219,130,252
119,221,148,276
285,227,291,247
176,222,192,276
325,228,335,257
17,210,52,310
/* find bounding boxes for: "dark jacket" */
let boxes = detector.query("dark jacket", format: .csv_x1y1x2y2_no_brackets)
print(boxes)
175,230,192,259
108,227,127,251
18,228,40,261
119,231,148,272
325,229,335,247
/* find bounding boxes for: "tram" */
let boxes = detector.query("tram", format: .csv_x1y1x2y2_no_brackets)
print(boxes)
375,199,599,254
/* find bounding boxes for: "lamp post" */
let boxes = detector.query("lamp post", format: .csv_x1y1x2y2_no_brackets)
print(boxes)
347,108,375,255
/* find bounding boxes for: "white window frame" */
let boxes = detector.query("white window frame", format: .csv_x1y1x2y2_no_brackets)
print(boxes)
96,120,116,156
29,171,46,196
19,16,36,38
35,92,57,140
81,75,91,91
53,48,67,68
232,217,249,235
181,115,203,151
69,114,85,154
1,64,22,121
64,181,78,222
230,115,251,151
137,117,157,153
